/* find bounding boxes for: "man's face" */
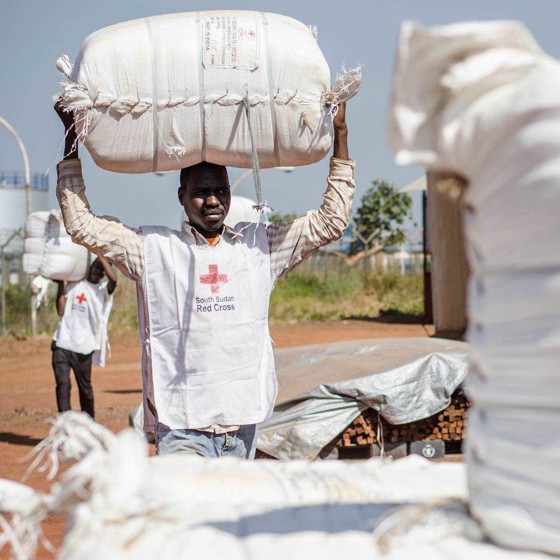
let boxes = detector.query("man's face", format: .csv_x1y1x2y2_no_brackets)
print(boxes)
179,167,231,237
87,259,105,284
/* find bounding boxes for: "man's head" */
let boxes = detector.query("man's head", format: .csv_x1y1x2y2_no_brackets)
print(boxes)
87,258,105,284
178,162,231,238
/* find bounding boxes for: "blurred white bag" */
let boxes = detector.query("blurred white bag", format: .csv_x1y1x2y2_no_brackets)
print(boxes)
56,11,361,173
389,20,560,555
23,210,91,281
2,414,555,560
224,196,260,227
0,413,467,560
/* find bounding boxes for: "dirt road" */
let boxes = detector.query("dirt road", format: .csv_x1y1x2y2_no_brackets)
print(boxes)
0,320,431,559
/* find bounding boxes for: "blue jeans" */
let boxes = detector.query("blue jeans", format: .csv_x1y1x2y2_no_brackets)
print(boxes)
156,423,257,459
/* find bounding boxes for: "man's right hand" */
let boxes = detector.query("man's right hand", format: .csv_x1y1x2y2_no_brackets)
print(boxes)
54,99,74,131
333,102,349,161
54,100,78,160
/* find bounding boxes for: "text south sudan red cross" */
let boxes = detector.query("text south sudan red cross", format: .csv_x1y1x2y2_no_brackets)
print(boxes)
199,264,228,294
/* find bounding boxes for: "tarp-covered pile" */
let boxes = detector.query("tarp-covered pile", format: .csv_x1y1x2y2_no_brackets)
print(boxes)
258,337,469,459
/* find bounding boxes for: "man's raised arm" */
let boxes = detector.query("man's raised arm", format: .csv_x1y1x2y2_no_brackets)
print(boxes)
54,102,144,281
267,102,355,279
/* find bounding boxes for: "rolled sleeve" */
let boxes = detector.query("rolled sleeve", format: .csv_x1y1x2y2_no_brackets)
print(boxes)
329,157,356,178
267,157,356,280
56,159,144,281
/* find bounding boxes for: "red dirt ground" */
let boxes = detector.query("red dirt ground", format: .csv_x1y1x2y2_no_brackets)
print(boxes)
0,320,433,560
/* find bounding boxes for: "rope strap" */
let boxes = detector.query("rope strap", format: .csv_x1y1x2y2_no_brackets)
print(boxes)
243,95,272,214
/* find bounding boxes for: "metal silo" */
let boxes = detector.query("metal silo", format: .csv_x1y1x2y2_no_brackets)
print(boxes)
0,171,49,256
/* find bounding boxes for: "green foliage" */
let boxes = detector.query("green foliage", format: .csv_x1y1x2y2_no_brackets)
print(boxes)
353,179,413,251
268,212,301,225
1,283,59,336
2,265,423,337
269,267,423,322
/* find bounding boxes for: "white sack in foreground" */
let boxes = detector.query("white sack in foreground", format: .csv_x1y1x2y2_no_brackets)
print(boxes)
55,11,361,173
23,210,91,281
1,413,554,560
389,20,560,555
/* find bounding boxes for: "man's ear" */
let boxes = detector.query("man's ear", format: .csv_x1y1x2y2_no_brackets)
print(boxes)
178,185,184,205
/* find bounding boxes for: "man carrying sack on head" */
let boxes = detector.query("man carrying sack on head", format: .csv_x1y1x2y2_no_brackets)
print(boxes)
54,101,354,459
51,256,117,419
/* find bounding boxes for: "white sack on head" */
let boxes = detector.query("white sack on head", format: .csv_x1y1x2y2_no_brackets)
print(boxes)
23,210,91,282
55,11,360,173
388,20,560,555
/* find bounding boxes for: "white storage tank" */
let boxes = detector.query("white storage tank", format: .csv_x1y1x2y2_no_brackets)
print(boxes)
0,171,49,255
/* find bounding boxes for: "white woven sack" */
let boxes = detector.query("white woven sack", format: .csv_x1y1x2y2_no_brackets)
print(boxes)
388,20,560,555
23,210,91,281
55,11,361,173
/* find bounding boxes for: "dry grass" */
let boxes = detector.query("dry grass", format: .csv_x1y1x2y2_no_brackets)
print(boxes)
2,267,424,337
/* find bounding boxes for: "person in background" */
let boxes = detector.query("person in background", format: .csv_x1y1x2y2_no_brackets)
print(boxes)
54,100,354,458
52,257,117,418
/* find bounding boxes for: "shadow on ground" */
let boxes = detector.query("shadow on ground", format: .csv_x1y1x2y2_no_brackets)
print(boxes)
104,389,142,394
343,310,427,324
0,432,43,447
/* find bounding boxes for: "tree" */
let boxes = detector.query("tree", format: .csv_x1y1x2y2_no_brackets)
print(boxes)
268,212,301,225
351,179,412,257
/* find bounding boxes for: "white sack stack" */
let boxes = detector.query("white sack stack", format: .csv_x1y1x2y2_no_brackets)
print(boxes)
55,11,361,173
23,210,91,281
389,21,560,555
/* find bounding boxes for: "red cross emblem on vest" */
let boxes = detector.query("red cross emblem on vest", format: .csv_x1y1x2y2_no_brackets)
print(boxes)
76,293,87,304
199,264,228,294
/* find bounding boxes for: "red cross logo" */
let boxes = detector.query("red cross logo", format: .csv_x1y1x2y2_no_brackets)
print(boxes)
76,293,87,304
199,264,228,294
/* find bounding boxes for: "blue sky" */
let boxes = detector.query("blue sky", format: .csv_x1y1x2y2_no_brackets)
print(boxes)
1,0,559,228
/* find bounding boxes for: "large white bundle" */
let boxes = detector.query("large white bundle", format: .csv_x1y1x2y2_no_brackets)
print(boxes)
2,414,556,560
0,413,469,560
56,11,360,173
23,210,91,281
389,21,560,555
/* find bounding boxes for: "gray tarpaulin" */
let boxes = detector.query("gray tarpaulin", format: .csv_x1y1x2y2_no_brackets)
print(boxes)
257,338,469,460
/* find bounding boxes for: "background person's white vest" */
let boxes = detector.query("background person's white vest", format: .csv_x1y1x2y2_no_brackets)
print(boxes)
55,279,110,355
141,224,277,429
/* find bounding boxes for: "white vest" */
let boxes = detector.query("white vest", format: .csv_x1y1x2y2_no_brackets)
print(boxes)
55,279,109,355
141,224,277,429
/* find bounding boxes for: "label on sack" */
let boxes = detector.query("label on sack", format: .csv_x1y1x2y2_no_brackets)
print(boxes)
202,15,259,70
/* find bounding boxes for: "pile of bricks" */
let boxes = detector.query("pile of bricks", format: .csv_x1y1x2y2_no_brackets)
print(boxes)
333,388,470,449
